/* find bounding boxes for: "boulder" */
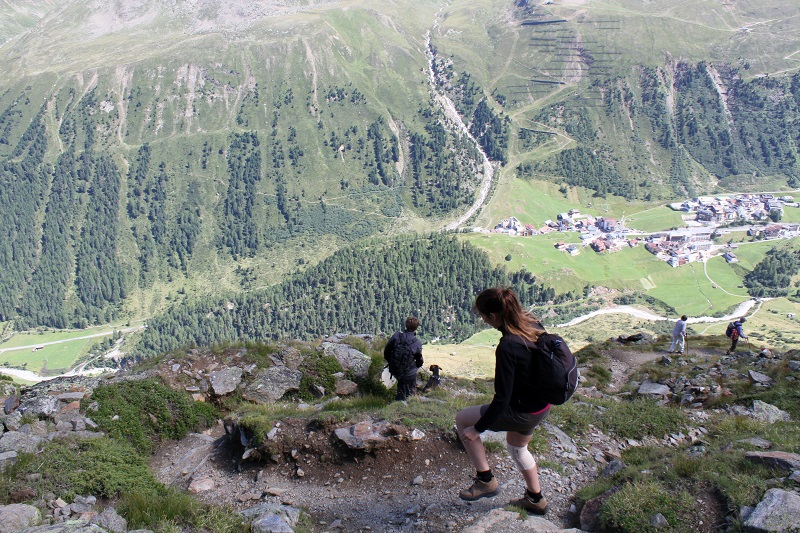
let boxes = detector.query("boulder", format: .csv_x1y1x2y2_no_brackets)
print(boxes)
0,431,43,454
319,342,371,378
0,503,42,532
334,420,407,451
334,379,358,396
749,370,774,387
210,367,243,396
743,488,800,532
637,381,671,398
752,401,791,424
9,521,108,532
745,451,800,471
90,508,127,533
242,367,303,404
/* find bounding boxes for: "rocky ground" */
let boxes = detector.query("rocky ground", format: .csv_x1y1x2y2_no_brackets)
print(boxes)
145,342,668,533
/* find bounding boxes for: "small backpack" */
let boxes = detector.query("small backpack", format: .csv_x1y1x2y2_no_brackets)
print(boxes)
725,322,734,338
530,333,579,405
386,333,416,378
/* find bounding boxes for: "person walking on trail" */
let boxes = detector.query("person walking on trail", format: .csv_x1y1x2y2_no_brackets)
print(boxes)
455,288,550,515
384,316,423,401
726,317,748,355
669,315,688,354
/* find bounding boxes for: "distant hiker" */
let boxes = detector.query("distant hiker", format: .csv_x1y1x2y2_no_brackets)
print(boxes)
725,317,747,355
422,364,441,393
669,315,688,354
455,288,552,515
384,317,423,401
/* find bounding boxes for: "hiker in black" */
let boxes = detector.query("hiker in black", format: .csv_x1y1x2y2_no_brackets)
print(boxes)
726,317,747,355
455,288,550,515
384,316,423,401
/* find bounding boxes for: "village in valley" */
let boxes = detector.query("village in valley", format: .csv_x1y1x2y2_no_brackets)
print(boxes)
489,193,800,267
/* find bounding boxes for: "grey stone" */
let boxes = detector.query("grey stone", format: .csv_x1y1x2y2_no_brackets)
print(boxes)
743,488,800,532
334,420,405,451
56,392,86,402
745,451,800,471
4,411,22,431
210,367,243,396
0,503,42,533
543,422,578,454
0,450,18,468
601,460,626,478
789,472,800,484
637,381,671,397
334,379,358,396
11,521,108,532
651,512,670,527
242,367,302,404
0,431,43,454
90,508,127,533
320,342,372,378
463,508,582,532
749,370,774,386
17,395,60,419
4,395,19,415
788,361,800,372
753,400,791,423
241,503,301,528
250,514,294,533
738,438,773,450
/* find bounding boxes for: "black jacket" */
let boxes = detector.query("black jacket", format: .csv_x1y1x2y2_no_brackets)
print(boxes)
475,328,550,433
384,330,423,377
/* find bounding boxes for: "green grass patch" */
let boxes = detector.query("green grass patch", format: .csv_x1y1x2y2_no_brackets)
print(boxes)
598,398,688,440
600,480,699,533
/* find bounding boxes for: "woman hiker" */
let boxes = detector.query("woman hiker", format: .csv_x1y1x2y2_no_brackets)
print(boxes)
455,287,550,515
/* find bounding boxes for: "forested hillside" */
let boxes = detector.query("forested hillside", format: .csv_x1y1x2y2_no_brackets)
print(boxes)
1,0,799,333
132,233,557,358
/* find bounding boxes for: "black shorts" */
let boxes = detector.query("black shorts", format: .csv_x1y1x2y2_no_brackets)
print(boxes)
479,404,550,436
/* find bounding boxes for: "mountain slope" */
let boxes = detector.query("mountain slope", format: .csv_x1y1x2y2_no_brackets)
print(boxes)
0,0,799,331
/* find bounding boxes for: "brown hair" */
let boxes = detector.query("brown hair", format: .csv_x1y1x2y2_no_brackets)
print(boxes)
474,287,541,342
405,316,420,332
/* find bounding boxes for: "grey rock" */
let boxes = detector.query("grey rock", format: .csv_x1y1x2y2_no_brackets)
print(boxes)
157,433,218,487
242,367,302,404
0,503,42,533
543,422,577,454
12,521,108,532
746,451,800,471
743,488,800,532
320,342,372,378
273,347,304,370
1,384,17,397
17,395,59,419
637,381,671,397
250,514,294,533
4,395,20,415
650,512,670,527
210,367,243,396
334,420,405,451
56,392,86,402
4,411,22,431
90,508,127,533
789,472,800,484
749,370,774,386
0,431,43,454
463,508,583,532
241,503,301,529
753,400,791,423
334,379,358,396
0,450,18,468
738,438,773,450
601,460,626,478
787,360,800,372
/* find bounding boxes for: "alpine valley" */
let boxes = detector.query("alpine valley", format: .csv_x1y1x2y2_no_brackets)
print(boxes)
1,0,799,365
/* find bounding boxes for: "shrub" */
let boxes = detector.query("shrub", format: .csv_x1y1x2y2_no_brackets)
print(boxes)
86,379,217,454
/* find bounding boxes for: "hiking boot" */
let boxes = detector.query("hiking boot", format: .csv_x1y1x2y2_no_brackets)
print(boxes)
509,494,548,515
459,477,499,501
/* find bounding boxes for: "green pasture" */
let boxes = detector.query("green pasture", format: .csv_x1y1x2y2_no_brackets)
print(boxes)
425,328,502,380
623,207,687,233
782,205,800,223
462,232,675,294
0,336,99,375
0,326,112,349
645,261,748,317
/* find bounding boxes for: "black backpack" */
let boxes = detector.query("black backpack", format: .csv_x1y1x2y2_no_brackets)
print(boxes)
530,333,579,405
725,322,734,338
386,333,416,378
